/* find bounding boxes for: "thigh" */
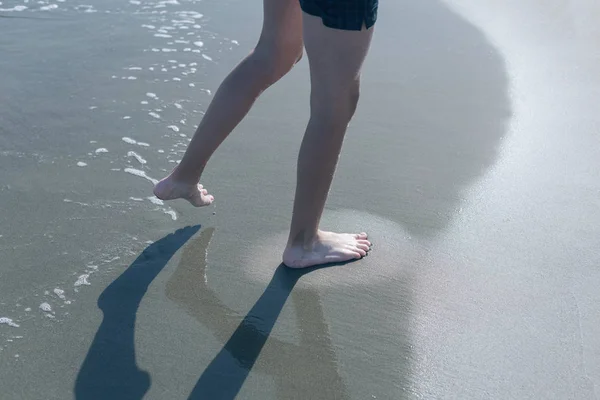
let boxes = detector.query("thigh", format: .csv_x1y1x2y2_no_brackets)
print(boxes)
260,0,303,49
302,11,374,88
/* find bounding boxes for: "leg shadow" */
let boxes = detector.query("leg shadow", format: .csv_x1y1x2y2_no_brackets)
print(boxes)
166,228,349,399
75,225,201,400
334,0,512,238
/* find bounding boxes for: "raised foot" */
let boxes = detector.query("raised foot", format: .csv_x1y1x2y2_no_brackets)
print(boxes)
153,176,214,207
282,230,372,269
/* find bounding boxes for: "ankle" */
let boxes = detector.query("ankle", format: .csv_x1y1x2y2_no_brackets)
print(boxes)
170,166,201,185
287,229,319,247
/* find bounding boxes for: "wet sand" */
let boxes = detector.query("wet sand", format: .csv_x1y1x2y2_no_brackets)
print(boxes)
1,0,600,399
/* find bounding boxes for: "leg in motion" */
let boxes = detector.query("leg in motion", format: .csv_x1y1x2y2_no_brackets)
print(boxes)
283,11,375,268
154,0,303,206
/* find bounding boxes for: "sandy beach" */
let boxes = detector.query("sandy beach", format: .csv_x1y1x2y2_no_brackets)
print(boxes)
1,0,599,398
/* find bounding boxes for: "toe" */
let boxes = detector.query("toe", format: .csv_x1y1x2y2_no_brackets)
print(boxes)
355,232,368,240
357,243,370,252
357,239,371,246
201,188,208,195
355,247,367,257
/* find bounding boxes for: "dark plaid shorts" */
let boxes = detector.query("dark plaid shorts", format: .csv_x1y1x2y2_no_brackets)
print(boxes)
299,0,378,31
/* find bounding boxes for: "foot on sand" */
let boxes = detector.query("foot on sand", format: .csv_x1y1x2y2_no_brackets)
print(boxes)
153,176,214,207
283,230,371,269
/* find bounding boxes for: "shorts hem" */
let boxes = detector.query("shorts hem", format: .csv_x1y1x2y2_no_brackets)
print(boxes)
300,2,377,31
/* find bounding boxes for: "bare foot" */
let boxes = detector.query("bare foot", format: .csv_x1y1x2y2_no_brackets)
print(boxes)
282,230,371,269
153,175,214,207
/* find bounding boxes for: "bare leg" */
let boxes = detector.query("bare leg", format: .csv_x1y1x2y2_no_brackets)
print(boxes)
282,13,374,269
154,0,303,206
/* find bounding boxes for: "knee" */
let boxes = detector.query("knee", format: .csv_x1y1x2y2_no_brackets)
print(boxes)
313,78,361,125
253,41,303,86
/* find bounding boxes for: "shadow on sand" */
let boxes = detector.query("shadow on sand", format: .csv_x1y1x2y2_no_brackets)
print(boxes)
75,226,349,399
75,226,201,399
166,228,350,399
334,0,512,238
76,0,511,398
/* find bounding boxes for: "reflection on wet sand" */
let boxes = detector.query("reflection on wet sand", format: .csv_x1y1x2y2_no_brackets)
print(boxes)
166,228,349,399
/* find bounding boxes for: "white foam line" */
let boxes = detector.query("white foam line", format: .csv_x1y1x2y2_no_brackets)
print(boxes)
95,148,109,154
0,317,19,328
146,92,158,99
0,6,28,12
163,209,177,220
149,112,161,119
74,274,90,287
127,151,147,165
148,196,164,205
177,10,203,19
124,168,158,184
40,4,59,11
77,162,88,167
39,302,52,313
167,125,179,132
53,288,66,300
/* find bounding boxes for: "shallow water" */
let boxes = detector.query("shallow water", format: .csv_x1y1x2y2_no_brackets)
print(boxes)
1,0,600,399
